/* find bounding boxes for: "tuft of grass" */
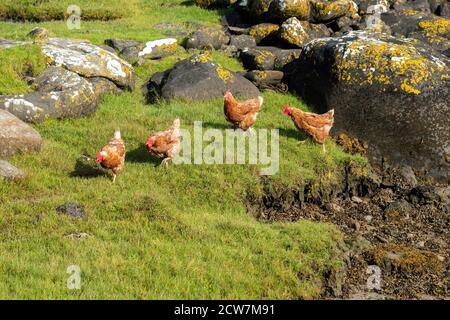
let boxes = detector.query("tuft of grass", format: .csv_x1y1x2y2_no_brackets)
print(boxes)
0,45,46,95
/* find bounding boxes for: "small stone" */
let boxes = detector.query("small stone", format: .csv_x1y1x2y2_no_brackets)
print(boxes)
351,196,363,203
436,255,445,262
416,241,425,248
399,165,418,187
0,160,24,181
65,232,89,239
56,203,86,219
364,215,373,223
352,220,361,231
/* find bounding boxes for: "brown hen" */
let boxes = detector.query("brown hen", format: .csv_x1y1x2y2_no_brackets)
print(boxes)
283,104,334,152
224,90,263,131
96,130,126,183
146,119,181,167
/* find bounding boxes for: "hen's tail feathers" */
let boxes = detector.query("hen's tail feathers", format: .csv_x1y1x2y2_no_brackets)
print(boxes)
328,109,335,117
114,129,121,140
258,96,264,108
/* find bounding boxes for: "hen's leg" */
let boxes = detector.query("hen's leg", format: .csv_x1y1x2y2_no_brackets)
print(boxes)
161,158,171,168
297,139,307,144
112,173,117,183
322,143,326,153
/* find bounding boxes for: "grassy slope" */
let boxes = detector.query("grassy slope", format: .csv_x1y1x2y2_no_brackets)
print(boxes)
0,0,366,299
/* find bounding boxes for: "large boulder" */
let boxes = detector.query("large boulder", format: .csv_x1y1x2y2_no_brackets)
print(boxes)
278,17,331,48
42,38,135,90
144,53,260,102
250,0,274,19
0,109,42,156
286,31,450,181
0,67,108,123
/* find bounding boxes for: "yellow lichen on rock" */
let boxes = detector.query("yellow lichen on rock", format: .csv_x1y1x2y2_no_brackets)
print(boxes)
216,64,233,82
334,39,448,95
418,16,450,38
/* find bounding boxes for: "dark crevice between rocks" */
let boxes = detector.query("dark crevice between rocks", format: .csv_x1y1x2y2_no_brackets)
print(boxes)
247,162,450,299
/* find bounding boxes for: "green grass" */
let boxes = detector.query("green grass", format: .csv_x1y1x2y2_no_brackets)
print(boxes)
0,0,367,299
0,45,46,95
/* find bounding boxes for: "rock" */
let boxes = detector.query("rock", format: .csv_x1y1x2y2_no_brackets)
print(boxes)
144,53,260,102
229,35,257,50
250,0,274,18
409,185,450,210
442,3,450,18
244,70,284,86
311,0,359,22
351,196,363,203
0,110,42,156
104,38,142,53
393,0,432,13
56,203,86,219
1,67,100,123
0,160,24,181
42,38,135,90
286,31,450,181
185,27,230,50
268,0,311,21
240,46,301,70
381,12,450,53
138,38,178,59
0,38,31,49
248,23,280,44
65,232,90,239
399,165,418,187
120,46,144,65
194,0,238,8
278,17,331,48
364,215,373,222
384,200,411,220
368,244,444,273
240,47,277,70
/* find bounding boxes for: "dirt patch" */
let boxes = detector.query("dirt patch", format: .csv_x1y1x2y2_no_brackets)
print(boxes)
248,164,450,299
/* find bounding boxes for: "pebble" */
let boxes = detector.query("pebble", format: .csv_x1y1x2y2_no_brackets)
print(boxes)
364,215,373,223
351,196,363,203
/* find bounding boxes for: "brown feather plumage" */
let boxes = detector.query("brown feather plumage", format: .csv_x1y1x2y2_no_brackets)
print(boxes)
147,119,181,163
285,106,334,145
97,130,126,181
224,91,263,131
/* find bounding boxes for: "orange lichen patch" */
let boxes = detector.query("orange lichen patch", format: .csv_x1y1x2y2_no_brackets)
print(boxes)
333,40,449,95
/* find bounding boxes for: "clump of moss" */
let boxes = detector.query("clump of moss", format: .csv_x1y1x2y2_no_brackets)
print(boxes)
335,133,368,155
368,244,444,274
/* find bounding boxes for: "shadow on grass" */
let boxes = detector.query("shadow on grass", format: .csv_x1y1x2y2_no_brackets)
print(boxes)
126,144,161,166
70,155,107,178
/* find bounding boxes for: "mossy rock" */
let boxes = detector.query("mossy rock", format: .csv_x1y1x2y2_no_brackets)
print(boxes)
268,0,311,21
311,0,359,22
250,0,274,18
286,31,450,181
278,17,330,48
144,53,260,102
248,23,280,44
186,27,230,50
